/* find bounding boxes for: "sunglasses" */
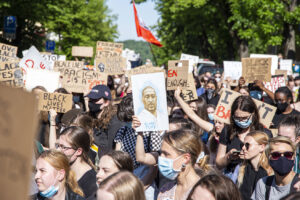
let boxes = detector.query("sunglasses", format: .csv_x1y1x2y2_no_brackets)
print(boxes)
270,151,294,160
243,142,259,150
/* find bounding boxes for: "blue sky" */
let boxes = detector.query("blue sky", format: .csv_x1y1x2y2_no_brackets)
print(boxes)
106,0,160,41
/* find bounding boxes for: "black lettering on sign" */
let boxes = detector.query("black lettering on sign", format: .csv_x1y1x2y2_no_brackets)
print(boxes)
221,90,233,104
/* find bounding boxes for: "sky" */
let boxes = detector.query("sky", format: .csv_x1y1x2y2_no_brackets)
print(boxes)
106,0,160,41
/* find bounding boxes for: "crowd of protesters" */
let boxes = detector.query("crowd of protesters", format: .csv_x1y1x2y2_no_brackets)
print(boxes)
28,63,300,200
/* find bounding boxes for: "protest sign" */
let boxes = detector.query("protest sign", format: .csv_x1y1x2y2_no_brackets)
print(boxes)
0,62,23,87
94,56,127,75
0,42,18,58
132,72,169,132
180,53,199,73
280,59,293,75
214,88,276,128
250,54,278,75
96,41,123,58
25,69,60,92
41,53,59,70
38,92,73,113
242,58,272,83
263,75,286,93
182,73,198,101
275,70,287,80
19,46,51,71
223,61,242,80
0,85,38,200
0,55,19,62
167,60,189,90
72,46,93,57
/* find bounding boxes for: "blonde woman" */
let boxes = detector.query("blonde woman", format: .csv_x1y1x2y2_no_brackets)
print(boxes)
236,131,273,200
252,136,298,200
97,171,146,200
33,150,84,200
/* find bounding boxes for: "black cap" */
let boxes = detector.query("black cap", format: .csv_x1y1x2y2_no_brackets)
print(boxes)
87,85,112,100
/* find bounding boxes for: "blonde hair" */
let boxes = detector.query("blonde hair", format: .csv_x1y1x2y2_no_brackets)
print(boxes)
266,136,296,157
39,150,84,196
237,131,273,187
98,171,145,200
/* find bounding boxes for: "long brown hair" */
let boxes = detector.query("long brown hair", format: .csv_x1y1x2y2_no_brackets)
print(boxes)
94,102,117,130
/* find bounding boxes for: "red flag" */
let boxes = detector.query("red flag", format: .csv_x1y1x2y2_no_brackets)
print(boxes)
133,1,163,47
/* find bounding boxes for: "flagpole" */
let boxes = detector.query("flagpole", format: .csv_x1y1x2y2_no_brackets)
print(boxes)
147,42,158,66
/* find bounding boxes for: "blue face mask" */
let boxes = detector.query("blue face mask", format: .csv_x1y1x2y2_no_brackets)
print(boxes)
158,156,182,180
40,185,59,198
73,95,80,103
250,90,262,100
208,113,214,121
234,119,252,129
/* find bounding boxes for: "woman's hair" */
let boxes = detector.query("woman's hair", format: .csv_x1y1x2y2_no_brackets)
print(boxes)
187,174,241,200
266,136,296,157
104,151,134,172
240,86,250,94
229,95,262,141
117,94,134,122
206,78,219,96
237,131,273,187
70,114,94,145
38,150,84,196
98,171,145,200
32,86,47,93
275,86,294,103
60,126,95,169
189,97,209,138
54,87,69,94
169,118,193,130
94,102,117,130
207,104,216,110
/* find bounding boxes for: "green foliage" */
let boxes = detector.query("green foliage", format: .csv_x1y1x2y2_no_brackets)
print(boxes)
122,40,154,64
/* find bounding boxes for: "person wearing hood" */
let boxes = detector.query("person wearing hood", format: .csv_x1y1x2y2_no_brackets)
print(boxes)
200,78,220,106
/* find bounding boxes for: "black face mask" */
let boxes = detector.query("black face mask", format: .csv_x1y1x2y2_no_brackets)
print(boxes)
269,157,294,176
276,102,289,113
88,102,102,114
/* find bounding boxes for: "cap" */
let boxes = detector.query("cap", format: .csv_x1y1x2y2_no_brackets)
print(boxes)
87,85,112,100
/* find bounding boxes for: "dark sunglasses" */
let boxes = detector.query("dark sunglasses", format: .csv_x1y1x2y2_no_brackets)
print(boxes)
270,151,294,160
243,143,251,150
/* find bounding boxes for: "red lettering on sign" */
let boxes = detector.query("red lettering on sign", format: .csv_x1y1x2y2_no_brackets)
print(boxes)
25,59,34,68
216,106,231,119
168,69,178,77
40,62,45,69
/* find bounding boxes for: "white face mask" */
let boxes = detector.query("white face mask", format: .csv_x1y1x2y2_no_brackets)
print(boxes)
114,78,121,84
215,77,221,82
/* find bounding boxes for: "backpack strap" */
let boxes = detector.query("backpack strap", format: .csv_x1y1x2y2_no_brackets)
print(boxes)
265,176,274,200
290,174,300,193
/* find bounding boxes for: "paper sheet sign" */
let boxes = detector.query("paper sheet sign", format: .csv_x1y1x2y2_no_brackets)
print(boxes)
38,92,73,113
0,85,38,200
280,59,293,75
223,61,242,80
0,42,18,58
96,41,123,57
263,75,286,93
214,88,276,128
167,60,189,90
180,53,199,73
19,46,51,71
94,56,127,75
72,46,93,57
182,74,198,101
242,58,272,83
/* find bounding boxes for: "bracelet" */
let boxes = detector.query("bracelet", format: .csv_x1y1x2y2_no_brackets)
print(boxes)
51,125,56,126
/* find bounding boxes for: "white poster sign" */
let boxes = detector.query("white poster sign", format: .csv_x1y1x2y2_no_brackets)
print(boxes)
19,46,51,71
223,61,242,80
250,54,278,75
280,59,293,75
25,69,60,92
180,53,199,73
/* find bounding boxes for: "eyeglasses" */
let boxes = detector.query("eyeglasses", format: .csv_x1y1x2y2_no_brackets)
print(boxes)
270,151,294,160
55,143,74,151
233,114,252,122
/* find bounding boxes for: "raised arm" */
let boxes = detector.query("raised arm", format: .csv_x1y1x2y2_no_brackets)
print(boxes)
49,109,58,149
255,80,274,101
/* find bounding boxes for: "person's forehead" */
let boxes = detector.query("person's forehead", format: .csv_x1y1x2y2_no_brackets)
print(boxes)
36,158,55,171
271,142,293,152
234,109,251,117
143,87,156,95
278,126,296,136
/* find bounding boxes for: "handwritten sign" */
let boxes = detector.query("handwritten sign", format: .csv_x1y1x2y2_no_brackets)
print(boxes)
19,46,51,71
96,41,123,58
0,55,19,62
275,70,287,80
214,88,276,128
25,69,60,92
223,61,242,80
38,92,73,113
242,58,272,83
180,53,199,73
250,54,278,75
0,42,18,58
0,85,38,200
0,62,23,87
94,56,127,75
72,46,93,57
182,74,198,101
263,75,286,93
167,60,189,90
280,59,293,75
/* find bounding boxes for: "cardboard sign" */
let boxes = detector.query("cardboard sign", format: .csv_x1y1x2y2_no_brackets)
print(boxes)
54,60,85,71
223,61,242,80
25,69,60,92
96,41,123,58
180,53,199,73
0,55,19,62
0,62,23,87
0,85,38,200
167,60,189,90
250,54,278,75
72,46,93,57
182,74,198,101
94,56,127,75
19,46,51,71
38,92,73,113
242,58,272,83
41,53,59,70
280,59,293,75
263,75,286,93
275,70,287,80
214,88,276,128
0,42,18,58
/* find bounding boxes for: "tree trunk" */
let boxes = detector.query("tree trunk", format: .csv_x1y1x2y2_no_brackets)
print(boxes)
239,40,249,58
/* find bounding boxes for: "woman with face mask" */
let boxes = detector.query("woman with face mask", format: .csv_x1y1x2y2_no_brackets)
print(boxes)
215,96,273,180
272,87,300,128
200,78,220,106
252,136,299,200
237,131,273,200
32,150,85,200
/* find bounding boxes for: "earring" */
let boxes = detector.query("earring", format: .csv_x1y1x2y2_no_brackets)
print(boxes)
182,163,186,169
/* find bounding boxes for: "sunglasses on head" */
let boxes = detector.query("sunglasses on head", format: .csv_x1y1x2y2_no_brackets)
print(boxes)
270,151,294,160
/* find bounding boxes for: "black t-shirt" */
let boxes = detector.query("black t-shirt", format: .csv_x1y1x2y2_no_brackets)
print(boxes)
78,169,97,200
200,93,220,106
272,109,300,128
239,164,268,200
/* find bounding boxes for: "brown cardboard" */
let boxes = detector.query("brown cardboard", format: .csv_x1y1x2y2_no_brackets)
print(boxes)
72,46,94,57
0,62,23,87
96,41,123,58
38,92,73,113
0,42,18,58
167,60,189,90
0,55,19,62
182,73,198,101
0,85,38,200
275,70,287,80
252,98,277,128
242,58,272,83
94,56,127,75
